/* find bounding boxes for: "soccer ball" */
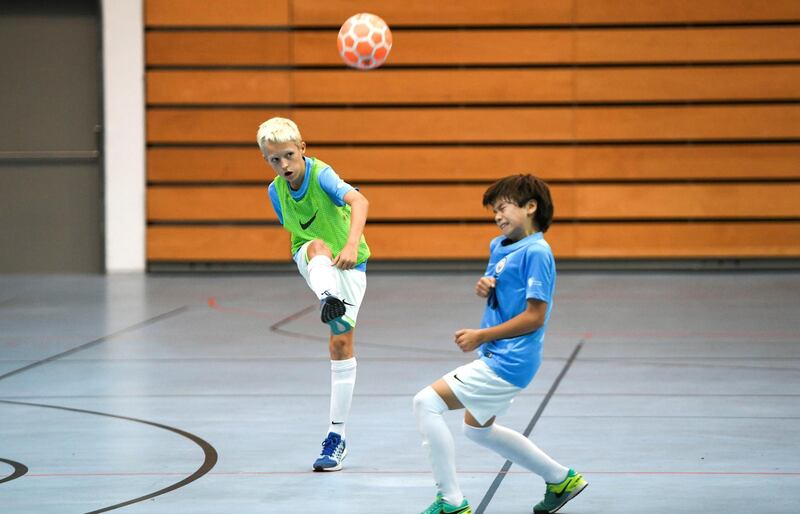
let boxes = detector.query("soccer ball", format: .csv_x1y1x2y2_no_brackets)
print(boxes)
337,13,393,70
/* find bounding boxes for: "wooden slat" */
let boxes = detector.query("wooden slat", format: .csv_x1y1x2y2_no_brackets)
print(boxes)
563,184,800,219
145,0,289,27
147,222,800,261
146,105,800,144
147,145,800,183
574,27,800,63
296,27,800,65
567,222,800,258
574,66,800,102
146,0,800,27
147,71,292,104
146,69,571,104
146,28,800,67
573,0,800,24
147,185,487,221
147,184,800,222
147,107,571,143
574,105,800,141
146,66,800,105
291,0,573,26
146,32,291,67
148,226,290,261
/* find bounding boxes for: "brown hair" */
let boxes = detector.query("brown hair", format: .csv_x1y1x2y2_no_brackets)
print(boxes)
482,174,554,232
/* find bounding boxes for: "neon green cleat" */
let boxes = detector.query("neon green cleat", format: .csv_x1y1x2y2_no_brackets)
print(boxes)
533,469,588,513
420,493,472,514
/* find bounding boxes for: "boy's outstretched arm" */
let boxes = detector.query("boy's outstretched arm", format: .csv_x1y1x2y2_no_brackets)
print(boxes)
333,189,369,270
454,299,547,352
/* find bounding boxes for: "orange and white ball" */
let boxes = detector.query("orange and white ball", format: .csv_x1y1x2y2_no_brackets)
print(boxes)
337,13,393,70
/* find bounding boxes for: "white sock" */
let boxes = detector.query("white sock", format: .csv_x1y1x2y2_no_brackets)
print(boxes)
307,255,338,299
329,358,356,438
463,423,569,484
413,386,464,506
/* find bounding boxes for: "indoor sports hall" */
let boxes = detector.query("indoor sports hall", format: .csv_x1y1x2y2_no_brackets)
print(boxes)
2,1,799,513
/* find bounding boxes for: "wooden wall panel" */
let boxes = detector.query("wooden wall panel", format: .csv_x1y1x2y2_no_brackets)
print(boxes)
573,0,800,24
144,0,800,265
146,28,800,67
291,0,574,26
147,66,800,105
147,223,800,262
565,184,800,220
148,226,290,261
574,27,800,63
146,32,291,66
147,106,800,144
567,223,800,258
148,145,800,183
145,0,289,27
333,27,800,65
147,184,800,222
146,0,800,27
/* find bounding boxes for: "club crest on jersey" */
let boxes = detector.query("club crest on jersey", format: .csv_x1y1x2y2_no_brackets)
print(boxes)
494,257,507,275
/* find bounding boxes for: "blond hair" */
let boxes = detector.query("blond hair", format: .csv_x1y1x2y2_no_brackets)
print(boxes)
256,117,302,152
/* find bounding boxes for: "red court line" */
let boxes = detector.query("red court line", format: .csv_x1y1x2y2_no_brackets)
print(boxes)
24,470,800,478
207,296,275,319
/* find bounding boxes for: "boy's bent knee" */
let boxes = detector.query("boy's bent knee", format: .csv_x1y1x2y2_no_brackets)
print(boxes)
413,386,447,416
306,240,332,259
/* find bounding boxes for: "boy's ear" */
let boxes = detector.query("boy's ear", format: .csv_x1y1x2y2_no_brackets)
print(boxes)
527,200,538,216
300,141,306,154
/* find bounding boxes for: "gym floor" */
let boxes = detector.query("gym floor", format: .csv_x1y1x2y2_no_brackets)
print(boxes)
1,270,799,513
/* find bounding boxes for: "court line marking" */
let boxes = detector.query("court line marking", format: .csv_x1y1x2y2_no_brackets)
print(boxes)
475,340,584,514
18,469,800,478
0,457,28,484
209,296,458,356
0,306,189,383
0,399,218,513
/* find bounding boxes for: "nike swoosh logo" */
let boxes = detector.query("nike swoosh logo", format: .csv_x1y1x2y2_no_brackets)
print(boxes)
300,211,318,230
453,374,464,384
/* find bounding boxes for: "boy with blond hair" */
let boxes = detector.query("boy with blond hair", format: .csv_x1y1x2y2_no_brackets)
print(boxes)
258,117,370,471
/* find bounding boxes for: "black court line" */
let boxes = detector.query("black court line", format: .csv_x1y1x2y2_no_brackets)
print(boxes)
0,457,28,484
474,341,584,514
0,399,218,513
0,306,189,383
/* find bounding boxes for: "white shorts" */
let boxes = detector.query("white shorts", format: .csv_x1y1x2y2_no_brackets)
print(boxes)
443,359,522,425
293,241,367,327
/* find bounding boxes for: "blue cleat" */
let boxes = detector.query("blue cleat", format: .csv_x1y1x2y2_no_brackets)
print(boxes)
313,432,347,471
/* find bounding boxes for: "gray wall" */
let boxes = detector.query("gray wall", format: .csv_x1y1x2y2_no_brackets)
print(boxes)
0,0,102,272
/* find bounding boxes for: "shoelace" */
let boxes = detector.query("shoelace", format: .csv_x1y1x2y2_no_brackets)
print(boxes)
320,436,340,456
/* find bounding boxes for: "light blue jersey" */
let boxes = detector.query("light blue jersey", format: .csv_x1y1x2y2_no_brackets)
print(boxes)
478,232,556,388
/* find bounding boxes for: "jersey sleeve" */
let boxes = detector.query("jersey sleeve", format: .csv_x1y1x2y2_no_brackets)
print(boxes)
524,245,554,303
317,166,354,206
267,182,284,225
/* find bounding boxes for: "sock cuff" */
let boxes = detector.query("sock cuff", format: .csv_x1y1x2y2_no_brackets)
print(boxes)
331,357,357,372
